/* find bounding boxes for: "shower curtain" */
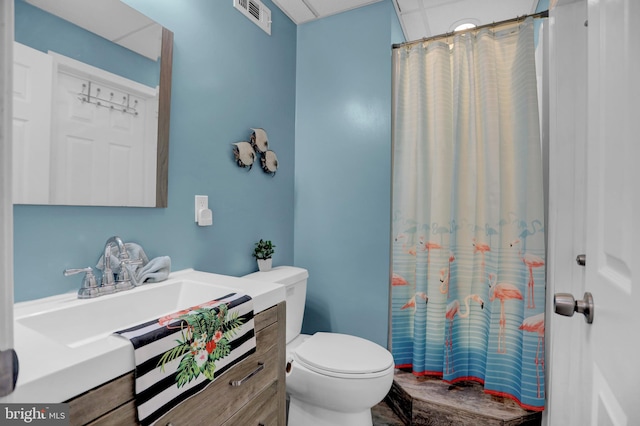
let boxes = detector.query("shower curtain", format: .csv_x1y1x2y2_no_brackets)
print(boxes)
391,18,546,411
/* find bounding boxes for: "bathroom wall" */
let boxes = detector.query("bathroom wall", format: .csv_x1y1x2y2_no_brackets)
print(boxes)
13,0,297,301
294,2,403,347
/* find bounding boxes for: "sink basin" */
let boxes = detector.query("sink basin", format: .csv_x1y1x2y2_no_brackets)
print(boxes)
17,279,236,348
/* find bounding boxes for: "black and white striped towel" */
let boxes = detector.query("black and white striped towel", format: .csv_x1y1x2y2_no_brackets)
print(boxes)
115,292,256,425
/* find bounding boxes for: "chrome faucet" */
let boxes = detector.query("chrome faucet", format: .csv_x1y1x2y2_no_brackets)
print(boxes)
64,236,142,299
102,236,143,292
102,236,124,291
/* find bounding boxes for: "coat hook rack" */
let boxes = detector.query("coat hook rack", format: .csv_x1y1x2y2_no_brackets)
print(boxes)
78,81,139,116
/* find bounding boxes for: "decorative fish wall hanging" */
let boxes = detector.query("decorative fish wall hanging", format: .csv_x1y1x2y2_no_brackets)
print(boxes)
231,141,256,170
250,128,269,153
232,128,278,175
260,150,278,176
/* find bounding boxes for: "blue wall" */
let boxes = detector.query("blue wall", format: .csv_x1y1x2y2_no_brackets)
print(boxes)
294,1,403,347
13,0,405,349
13,0,297,301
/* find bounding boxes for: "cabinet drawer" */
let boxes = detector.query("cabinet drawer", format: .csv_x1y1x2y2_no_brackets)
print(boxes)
154,329,279,425
222,381,279,426
87,401,136,426
70,373,134,425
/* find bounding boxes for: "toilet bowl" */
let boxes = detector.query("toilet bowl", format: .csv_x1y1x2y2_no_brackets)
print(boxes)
243,266,395,426
286,332,394,426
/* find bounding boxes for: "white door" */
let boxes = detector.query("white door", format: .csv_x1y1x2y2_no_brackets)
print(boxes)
48,53,158,207
51,71,148,206
548,0,640,424
12,42,52,204
582,0,640,423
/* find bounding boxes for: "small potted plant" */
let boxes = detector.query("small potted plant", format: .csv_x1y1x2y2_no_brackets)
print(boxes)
253,239,275,272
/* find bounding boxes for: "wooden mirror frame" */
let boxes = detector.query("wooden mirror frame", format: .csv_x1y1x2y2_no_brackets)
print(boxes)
156,27,173,208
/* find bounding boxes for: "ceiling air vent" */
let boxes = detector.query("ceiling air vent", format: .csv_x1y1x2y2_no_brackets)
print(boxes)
234,0,272,35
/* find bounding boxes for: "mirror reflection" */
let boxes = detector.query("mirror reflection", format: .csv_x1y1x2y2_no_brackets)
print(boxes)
13,0,172,207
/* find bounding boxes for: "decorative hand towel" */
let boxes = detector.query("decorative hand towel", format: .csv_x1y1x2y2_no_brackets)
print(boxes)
115,292,256,426
135,256,171,284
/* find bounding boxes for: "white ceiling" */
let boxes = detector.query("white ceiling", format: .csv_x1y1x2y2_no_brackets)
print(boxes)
25,0,162,60
272,0,540,42
271,0,385,25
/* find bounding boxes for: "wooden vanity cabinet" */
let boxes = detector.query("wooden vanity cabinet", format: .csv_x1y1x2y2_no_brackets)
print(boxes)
66,302,286,426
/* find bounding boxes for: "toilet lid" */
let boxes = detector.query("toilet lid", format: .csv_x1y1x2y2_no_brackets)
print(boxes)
293,333,394,378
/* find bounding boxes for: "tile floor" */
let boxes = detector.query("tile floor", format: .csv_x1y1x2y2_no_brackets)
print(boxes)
381,371,542,426
372,401,405,426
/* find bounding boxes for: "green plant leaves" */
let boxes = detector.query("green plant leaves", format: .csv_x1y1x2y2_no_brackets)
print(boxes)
156,303,245,388
157,341,191,373
252,239,275,259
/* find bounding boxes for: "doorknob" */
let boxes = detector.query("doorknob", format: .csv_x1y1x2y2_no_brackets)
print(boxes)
554,292,594,324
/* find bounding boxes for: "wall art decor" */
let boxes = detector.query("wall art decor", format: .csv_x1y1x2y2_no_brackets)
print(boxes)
250,128,269,153
232,128,278,176
260,150,278,176
231,141,256,169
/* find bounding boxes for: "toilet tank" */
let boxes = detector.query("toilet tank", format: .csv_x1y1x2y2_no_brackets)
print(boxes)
243,266,309,344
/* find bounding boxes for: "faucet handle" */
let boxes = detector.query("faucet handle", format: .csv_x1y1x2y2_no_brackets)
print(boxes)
115,259,143,290
64,267,92,276
64,267,97,286
64,267,99,298
118,259,143,275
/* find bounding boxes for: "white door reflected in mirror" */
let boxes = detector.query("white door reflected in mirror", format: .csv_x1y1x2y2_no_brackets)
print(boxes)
13,45,158,207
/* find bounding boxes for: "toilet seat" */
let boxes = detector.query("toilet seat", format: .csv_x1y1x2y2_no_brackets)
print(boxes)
293,332,394,379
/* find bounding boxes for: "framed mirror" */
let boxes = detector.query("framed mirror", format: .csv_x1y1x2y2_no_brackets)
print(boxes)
13,0,172,207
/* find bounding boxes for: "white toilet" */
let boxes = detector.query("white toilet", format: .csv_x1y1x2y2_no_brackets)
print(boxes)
244,266,395,426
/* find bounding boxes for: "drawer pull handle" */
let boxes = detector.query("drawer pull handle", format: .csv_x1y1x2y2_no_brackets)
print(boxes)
230,362,264,386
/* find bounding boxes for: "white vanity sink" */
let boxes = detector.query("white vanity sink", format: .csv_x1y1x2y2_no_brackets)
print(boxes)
2,269,285,403
18,279,237,348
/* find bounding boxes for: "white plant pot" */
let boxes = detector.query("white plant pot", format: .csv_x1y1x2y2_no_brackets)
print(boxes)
257,258,272,272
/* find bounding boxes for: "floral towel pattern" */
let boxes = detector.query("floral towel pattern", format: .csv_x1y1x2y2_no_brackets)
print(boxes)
116,292,256,425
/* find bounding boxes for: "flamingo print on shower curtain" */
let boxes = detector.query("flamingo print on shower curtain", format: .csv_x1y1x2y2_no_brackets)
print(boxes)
390,18,546,411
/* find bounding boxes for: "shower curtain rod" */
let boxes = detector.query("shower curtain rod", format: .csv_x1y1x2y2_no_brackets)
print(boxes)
392,9,549,50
